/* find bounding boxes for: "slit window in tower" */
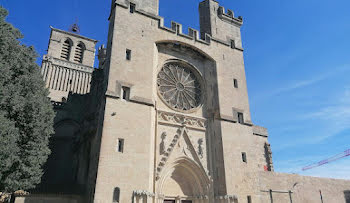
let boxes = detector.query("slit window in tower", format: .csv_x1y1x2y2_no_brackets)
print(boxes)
61,39,72,60
122,86,130,101
117,139,124,153
238,112,244,124
126,49,131,60
230,40,236,49
233,78,238,88
247,195,252,203
113,187,120,202
130,3,135,13
242,152,247,163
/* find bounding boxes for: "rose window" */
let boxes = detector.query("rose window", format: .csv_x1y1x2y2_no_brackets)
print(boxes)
157,62,202,111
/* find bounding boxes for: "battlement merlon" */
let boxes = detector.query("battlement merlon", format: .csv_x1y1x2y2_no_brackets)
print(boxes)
217,6,243,26
199,0,244,49
110,1,244,51
114,0,159,15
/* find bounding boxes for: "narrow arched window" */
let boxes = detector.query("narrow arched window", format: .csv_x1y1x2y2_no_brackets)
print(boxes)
61,39,72,60
113,187,120,203
74,42,85,63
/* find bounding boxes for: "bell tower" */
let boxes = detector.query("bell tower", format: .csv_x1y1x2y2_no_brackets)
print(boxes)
41,26,97,102
199,0,244,49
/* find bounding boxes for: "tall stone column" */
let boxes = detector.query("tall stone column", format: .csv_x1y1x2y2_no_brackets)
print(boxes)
48,65,56,89
44,64,52,86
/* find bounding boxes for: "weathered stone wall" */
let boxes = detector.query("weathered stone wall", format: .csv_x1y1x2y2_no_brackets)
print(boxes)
35,0,350,203
93,0,273,202
116,0,159,15
257,172,350,203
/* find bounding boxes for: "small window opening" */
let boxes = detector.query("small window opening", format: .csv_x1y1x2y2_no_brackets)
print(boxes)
130,3,135,13
74,42,85,63
126,49,131,60
242,152,247,163
122,86,130,101
247,195,252,203
238,112,244,124
61,39,72,60
233,79,238,88
230,40,236,49
117,139,124,153
113,187,120,202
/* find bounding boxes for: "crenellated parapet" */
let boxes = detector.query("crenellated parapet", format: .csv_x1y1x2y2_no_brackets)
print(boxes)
217,6,243,27
199,0,244,49
112,1,244,51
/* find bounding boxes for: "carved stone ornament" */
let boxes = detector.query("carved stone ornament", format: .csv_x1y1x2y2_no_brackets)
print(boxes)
158,110,207,131
157,62,202,112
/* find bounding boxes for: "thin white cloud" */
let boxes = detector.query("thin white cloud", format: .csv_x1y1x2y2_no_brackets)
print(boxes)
276,156,350,180
300,88,350,141
251,65,349,103
272,75,329,95
272,88,350,150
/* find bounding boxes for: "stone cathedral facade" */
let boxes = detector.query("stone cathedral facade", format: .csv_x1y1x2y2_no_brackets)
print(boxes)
16,0,350,203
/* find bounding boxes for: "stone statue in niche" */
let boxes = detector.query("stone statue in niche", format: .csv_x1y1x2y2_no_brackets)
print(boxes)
160,132,167,155
198,138,203,159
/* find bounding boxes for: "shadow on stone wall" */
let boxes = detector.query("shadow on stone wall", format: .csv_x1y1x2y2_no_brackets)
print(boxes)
344,190,350,203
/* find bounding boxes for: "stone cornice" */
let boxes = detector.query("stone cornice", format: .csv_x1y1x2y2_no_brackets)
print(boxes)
253,125,269,137
43,55,94,73
50,26,98,43
112,2,244,51
217,6,243,27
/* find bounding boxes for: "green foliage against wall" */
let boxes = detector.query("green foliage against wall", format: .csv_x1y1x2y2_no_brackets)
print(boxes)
0,6,55,192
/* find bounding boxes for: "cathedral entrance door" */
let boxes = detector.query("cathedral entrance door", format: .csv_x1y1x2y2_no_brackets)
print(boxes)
164,200,175,203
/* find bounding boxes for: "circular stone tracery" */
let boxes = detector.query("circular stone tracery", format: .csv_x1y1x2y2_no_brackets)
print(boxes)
157,62,202,111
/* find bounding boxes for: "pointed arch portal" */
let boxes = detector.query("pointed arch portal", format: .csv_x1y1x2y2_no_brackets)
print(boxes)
157,157,210,202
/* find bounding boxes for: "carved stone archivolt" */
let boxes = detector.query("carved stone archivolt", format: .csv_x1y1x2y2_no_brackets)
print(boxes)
158,110,207,131
157,62,202,112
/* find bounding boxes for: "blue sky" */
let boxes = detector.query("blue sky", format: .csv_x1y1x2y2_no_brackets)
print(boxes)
2,0,350,179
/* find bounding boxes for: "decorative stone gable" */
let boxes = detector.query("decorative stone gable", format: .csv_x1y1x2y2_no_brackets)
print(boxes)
155,127,209,181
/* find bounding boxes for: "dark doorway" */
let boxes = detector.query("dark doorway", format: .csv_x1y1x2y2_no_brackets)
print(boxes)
182,201,192,203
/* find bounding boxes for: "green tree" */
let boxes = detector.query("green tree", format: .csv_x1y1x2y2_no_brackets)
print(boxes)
0,6,55,192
